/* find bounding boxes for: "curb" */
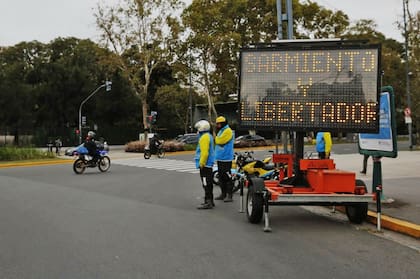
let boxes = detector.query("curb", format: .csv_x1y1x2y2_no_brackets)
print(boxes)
335,206,420,239
366,211,420,239
0,159,73,169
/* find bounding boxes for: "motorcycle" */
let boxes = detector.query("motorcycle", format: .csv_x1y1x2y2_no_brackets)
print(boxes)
144,141,165,159
212,166,244,193
72,143,111,174
212,151,275,193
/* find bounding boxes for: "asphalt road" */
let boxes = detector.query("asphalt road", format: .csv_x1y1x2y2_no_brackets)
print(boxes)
1,158,419,279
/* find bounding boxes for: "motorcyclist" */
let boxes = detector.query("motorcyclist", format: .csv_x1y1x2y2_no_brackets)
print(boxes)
149,134,162,154
84,131,99,163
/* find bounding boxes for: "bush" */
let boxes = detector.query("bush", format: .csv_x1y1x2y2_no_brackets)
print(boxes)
125,141,147,153
183,144,197,151
0,147,56,161
163,140,186,152
234,140,270,148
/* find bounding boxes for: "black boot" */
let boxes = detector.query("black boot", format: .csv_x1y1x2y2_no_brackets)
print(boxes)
201,200,215,207
223,194,233,202
197,201,213,209
214,194,226,200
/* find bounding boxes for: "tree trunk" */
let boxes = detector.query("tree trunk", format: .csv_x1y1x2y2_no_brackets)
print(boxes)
142,99,149,136
202,52,218,122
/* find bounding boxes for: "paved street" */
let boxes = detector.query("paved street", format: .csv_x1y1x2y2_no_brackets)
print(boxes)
1,153,420,279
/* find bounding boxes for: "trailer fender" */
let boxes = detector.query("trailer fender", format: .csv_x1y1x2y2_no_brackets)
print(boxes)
248,177,265,193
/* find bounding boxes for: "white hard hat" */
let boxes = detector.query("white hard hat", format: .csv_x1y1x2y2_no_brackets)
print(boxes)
194,120,211,132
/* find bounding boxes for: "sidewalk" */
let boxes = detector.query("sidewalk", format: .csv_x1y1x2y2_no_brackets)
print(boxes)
331,151,420,237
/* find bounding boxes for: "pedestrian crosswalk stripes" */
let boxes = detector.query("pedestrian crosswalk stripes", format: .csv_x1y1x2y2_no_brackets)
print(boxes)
113,158,199,174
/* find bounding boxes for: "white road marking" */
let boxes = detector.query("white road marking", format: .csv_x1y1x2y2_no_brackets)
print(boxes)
113,158,199,174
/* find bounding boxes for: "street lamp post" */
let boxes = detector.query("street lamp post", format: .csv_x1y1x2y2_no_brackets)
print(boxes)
403,0,413,150
78,81,112,144
189,50,193,133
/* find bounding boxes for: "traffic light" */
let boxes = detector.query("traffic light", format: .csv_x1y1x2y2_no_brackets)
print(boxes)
105,80,112,92
151,111,157,124
75,129,80,135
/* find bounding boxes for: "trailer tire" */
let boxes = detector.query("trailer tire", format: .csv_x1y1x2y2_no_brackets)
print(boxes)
246,187,264,224
346,179,368,224
355,179,368,192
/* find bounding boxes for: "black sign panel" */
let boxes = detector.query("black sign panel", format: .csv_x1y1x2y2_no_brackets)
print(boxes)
239,43,381,132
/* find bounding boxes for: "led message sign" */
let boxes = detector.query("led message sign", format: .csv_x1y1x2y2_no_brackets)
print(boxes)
239,43,381,132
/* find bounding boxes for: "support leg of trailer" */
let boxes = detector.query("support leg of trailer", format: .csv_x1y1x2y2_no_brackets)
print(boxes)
239,180,244,213
263,192,272,232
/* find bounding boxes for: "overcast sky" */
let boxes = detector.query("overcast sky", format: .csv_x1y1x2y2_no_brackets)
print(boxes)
0,0,419,46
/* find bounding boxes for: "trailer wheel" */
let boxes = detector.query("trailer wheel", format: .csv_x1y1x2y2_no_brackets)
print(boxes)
346,180,368,224
246,187,264,224
355,179,368,192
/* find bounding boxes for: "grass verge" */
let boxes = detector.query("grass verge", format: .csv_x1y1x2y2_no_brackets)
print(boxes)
0,146,56,162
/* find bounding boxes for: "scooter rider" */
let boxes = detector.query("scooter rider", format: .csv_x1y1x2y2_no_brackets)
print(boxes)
194,120,216,209
214,116,234,202
149,134,162,154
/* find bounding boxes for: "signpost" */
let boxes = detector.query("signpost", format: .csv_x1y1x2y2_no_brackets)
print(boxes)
238,40,381,179
78,81,112,144
359,86,398,231
237,40,382,231
239,43,381,132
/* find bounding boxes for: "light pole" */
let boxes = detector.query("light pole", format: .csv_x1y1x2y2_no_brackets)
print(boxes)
403,0,413,150
276,0,294,154
78,81,112,144
189,49,193,133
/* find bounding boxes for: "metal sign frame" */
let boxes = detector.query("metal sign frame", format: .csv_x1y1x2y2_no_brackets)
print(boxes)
359,86,398,158
238,40,382,133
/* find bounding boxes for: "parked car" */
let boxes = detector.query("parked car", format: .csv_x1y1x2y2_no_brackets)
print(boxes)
234,134,266,147
175,133,195,141
179,134,199,145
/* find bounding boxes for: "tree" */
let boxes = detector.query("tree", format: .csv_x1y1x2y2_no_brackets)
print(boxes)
94,0,183,132
0,38,142,145
294,0,350,39
0,41,45,144
182,0,352,117
155,84,195,134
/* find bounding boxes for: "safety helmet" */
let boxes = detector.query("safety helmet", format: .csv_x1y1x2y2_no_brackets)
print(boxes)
194,120,211,132
87,131,96,138
216,116,226,123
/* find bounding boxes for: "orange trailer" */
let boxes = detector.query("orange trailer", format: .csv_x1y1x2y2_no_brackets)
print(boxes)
239,154,375,232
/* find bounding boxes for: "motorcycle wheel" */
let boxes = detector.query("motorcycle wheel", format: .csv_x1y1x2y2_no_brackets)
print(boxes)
157,148,165,158
98,156,111,172
144,150,151,159
73,159,86,174
232,178,240,193
212,170,220,185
